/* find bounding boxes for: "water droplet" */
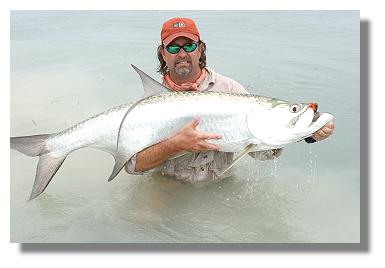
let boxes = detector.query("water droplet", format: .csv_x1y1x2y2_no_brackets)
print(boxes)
308,145,317,184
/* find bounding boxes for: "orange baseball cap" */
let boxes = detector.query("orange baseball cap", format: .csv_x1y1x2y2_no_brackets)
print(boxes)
161,17,200,46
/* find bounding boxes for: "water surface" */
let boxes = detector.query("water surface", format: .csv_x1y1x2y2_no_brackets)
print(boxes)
10,11,360,243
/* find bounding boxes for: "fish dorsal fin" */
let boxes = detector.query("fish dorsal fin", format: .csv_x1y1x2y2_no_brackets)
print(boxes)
108,64,170,182
131,64,170,97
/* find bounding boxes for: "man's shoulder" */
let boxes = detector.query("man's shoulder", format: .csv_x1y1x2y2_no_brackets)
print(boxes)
206,67,248,94
206,67,236,83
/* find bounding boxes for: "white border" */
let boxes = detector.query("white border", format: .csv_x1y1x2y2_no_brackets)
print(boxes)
2,0,384,267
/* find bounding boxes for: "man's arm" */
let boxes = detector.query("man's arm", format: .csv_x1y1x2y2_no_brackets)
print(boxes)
134,138,179,172
134,117,222,172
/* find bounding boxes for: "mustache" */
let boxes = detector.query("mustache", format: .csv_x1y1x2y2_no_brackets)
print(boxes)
174,57,191,64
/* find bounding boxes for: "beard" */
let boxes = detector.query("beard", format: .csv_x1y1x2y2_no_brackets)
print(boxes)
172,59,193,76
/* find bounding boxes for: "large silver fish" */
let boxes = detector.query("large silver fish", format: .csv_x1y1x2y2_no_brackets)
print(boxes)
10,65,333,200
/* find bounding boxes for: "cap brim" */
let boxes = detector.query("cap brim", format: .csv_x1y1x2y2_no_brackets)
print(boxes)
163,32,199,46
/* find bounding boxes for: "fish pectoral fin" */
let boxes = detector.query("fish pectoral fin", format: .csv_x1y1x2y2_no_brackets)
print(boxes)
217,144,256,178
108,154,129,182
29,154,67,200
131,64,171,97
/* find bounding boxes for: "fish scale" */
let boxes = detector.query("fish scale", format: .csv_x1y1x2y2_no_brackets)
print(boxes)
118,92,255,156
10,65,333,200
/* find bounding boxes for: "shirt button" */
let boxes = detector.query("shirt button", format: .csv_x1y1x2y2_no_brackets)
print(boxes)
200,167,205,171
203,155,207,159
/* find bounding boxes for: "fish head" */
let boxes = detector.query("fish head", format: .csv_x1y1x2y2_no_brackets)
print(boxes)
288,102,318,131
247,99,333,146
286,102,334,139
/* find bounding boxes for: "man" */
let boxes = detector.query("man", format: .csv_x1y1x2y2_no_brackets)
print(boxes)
125,17,335,182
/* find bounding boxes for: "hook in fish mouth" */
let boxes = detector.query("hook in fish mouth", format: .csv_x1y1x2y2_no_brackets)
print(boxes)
308,102,318,112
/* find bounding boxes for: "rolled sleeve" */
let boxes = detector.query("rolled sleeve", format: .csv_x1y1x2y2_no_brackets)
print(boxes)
124,153,149,175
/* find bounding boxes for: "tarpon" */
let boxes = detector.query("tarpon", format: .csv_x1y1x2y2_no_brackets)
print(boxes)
10,65,333,200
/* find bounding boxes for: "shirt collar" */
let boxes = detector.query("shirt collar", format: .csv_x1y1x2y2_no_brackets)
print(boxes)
199,67,216,91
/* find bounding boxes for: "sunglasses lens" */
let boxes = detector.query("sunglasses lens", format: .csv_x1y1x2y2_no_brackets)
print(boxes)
183,43,198,52
166,43,198,54
166,45,180,54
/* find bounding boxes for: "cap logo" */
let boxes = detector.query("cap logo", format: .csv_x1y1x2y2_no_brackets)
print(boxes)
173,22,185,28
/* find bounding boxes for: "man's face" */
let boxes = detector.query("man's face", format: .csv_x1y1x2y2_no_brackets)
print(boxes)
161,37,202,78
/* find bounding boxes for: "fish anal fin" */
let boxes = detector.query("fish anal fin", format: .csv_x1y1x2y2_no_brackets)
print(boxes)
217,144,256,178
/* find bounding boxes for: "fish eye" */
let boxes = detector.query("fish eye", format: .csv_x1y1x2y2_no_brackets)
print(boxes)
289,104,302,113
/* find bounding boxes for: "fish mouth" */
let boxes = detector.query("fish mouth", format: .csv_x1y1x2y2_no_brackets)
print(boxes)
307,102,320,126
311,111,321,123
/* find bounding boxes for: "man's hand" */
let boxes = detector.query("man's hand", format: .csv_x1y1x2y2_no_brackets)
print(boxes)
132,117,221,173
311,121,335,141
169,117,222,153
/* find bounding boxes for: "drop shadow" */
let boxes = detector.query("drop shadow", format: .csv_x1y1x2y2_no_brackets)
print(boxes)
19,19,370,253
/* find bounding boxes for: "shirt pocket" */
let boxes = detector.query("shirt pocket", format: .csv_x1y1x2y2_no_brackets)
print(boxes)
189,151,215,167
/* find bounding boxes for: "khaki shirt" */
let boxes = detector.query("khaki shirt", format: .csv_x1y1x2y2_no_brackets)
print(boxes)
124,67,282,182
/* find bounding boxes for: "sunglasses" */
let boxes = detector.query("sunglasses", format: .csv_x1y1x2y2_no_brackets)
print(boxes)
165,42,198,54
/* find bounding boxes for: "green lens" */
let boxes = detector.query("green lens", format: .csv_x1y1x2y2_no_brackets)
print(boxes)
166,45,180,54
166,43,198,54
183,43,197,52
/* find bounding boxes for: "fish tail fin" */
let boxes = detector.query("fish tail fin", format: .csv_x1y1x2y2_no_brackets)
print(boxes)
10,134,51,156
10,134,67,200
29,154,66,200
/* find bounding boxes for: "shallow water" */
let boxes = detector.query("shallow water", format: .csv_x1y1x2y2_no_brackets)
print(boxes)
10,11,360,243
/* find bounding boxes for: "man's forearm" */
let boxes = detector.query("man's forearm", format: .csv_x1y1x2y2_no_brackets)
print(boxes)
135,138,180,172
